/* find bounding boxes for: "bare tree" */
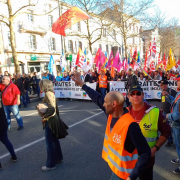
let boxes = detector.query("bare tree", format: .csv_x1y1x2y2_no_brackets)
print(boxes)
145,7,179,56
100,0,154,59
63,0,113,54
0,0,58,73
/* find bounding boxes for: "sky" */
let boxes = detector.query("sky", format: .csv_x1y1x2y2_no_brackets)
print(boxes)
154,0,180,24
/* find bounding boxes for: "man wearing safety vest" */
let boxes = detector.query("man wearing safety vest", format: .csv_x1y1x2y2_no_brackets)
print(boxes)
162,75,180,175
128,85,171,180
72,72,151,180
98,69,108,97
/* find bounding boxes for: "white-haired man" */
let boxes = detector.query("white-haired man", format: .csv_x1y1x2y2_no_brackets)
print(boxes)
0,76,24,130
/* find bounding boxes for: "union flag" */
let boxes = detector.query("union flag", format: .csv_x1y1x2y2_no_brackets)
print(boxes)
52,7,90,36
76,48,85,68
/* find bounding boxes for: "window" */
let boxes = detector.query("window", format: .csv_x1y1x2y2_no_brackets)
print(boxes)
7,32,11,47
103,28,106,37
68,40,73,52
99,44,102,49
29,35,36,50
50,38,55,51
27,10,33,22
78,41,82,49
77,22,81,32
106,45,109,54
48,16,53,28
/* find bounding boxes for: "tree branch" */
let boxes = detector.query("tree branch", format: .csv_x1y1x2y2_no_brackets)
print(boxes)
0,0,7,4
14,6,58,18
13,3,37,16
0,19,9,27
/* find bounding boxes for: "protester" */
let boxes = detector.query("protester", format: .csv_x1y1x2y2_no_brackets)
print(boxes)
56,72,63,82
125,68,138,106
139,73,146,81
62,72,70,81
31,72,40,96
98,69,108,97
163,75,180,174
120,70,127,81
89,71,97,83
22,74,30,104
82,71,90,82
72,72,151,180
42,72,49,80
168,70,176,80
0,89,17,170
0,76,24,130
127,85,171,180
154,70,162,80
15,74,27,108
38,79,63,171
159,80,177,147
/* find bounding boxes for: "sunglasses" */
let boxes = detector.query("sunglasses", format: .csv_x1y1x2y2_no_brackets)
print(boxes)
129,92,142,97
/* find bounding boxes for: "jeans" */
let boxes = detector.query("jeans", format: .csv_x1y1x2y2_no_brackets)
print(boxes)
0,130,16,158
163,112,173,143
111,172,124,180
3,105,23,128
19,95,27,108
172,127,180,160
25,90,30,103
100,88,106,98
45,122,63,168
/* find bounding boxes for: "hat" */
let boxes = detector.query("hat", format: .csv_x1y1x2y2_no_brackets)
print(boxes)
100,69,105,73
158,80,169,85
176,75,180,81
129,85,143,93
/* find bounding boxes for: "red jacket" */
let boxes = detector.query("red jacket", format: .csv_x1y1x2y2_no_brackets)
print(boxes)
0,83,20,106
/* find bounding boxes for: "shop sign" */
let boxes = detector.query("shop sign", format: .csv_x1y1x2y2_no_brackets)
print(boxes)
31,54,37,61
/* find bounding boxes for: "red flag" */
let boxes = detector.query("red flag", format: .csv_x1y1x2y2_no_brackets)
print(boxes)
76,48,85,68
144,52,148,71
52,7,90,36
94,48,101,64
150,61,155,71
132,49,137,60
158,54,161,64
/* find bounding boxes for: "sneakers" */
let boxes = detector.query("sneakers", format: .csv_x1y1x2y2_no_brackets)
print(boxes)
0,163,2,170
10,156,18,162
171,159,180,165
42,166,56,171
165,141,174,147
173,167,180,175
17,126,24,131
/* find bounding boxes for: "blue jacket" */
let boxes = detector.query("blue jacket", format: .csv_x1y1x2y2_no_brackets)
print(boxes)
42,76,49,80
56,76,63,82
167,91,180,128
62,76,70,81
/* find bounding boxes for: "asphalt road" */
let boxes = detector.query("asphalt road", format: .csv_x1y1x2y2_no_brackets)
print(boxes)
0,99,179,180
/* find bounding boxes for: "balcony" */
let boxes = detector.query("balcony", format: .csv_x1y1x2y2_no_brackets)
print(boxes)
20,22,47,37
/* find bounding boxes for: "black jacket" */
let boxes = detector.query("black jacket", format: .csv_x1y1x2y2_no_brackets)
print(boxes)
15,78,25,95
0,91,8,132
126,74,138,90
22,77,30,90
84,74,91,82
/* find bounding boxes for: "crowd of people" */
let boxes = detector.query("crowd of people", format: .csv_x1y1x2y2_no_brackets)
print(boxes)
0,66,180,180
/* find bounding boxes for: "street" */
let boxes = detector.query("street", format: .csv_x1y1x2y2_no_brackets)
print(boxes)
0,99,179,180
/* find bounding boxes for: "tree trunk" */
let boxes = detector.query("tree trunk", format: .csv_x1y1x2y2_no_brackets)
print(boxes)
7,0,20,74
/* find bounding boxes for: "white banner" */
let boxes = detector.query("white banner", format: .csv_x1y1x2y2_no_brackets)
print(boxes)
40,82,96,100
110,80,177,99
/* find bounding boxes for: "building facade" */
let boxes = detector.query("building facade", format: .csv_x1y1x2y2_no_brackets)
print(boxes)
0,0,145,75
